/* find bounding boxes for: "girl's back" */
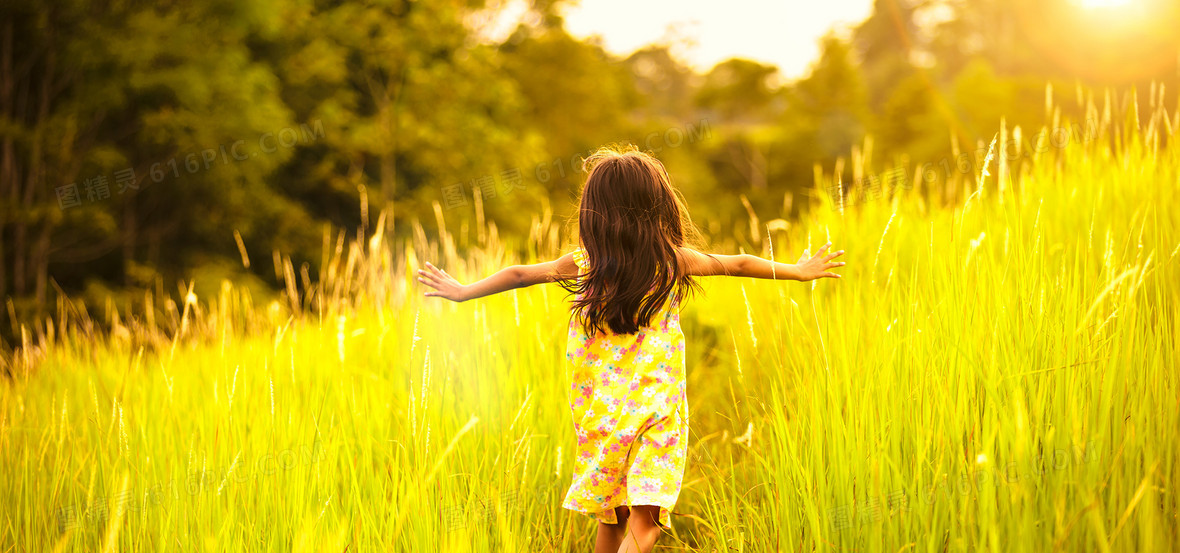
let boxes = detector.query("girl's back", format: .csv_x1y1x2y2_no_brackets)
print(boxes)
562,246,689,530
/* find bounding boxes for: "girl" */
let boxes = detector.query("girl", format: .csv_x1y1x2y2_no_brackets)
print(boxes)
417,145,845,553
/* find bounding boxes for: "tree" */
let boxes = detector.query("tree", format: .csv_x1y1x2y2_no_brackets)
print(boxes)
852,0,923,111
499,25,640,208
623,46,698,122
788,34,871,160
0,0,293,331
257,0,535,246
694,58,782,124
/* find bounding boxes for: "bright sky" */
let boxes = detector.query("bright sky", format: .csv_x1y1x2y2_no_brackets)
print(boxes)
472,1,1148,79
560,0,875,79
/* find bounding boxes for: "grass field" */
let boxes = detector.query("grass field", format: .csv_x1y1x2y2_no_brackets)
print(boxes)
2,99,1178,551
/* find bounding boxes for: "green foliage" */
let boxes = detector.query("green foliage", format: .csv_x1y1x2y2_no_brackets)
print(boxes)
2,0,1179,350
695,59,782,123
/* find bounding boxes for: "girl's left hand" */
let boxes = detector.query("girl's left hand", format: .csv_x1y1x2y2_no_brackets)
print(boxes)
795,242,846,281
417,262,468,301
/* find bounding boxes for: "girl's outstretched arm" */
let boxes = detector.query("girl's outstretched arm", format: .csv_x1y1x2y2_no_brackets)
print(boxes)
678,242,846,281
417,253,579,302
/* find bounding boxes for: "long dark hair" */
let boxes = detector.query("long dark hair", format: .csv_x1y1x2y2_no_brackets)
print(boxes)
560,145,704,335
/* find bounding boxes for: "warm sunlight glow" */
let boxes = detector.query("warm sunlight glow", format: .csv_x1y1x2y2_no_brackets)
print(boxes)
561,0,874,78
1075,0,1133,9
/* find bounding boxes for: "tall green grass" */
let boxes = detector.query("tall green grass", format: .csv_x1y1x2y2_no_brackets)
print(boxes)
2,91,1178,551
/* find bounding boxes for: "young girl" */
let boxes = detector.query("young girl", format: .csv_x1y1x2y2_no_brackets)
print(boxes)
418,145,845,553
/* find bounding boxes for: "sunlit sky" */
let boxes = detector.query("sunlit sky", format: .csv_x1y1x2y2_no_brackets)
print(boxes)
471,0,1146,80
561,0,875,79
470,0,875,80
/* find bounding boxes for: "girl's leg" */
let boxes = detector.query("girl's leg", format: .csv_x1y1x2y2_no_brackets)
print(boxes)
594,506,630,553
616,505,662,553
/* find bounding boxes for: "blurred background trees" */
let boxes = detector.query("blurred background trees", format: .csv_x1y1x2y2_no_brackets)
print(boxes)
2,0,1177,343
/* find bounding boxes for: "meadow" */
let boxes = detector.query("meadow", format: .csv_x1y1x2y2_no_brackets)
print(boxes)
2,94,1178,551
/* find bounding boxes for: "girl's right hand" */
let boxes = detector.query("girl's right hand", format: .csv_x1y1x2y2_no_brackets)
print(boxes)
417,262,469,301
795,242,846,281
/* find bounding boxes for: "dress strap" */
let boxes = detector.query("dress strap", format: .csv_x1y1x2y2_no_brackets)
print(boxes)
572,247,588,270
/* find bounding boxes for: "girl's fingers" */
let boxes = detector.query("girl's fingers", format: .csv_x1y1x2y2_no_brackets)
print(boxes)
823,250,845,262
422,264,460,285
419,268,450,285
813,242,831,258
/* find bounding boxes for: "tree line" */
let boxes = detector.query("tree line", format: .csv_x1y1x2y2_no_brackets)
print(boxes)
1,0,1176,345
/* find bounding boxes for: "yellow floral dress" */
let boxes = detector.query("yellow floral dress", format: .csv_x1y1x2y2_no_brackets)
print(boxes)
561,248,690,528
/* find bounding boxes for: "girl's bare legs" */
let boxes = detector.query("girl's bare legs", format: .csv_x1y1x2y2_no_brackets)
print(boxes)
616,505,662,553
594,506,630,553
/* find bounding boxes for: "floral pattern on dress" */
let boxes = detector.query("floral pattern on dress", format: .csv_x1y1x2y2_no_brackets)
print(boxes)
561,248,690,529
